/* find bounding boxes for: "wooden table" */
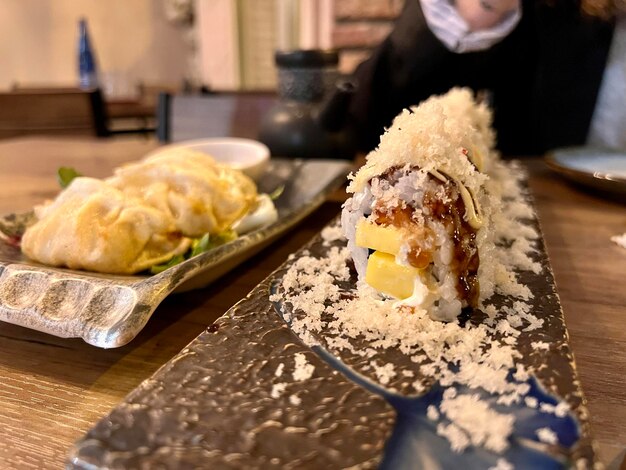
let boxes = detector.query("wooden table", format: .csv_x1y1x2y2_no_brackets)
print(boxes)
0,137,623,469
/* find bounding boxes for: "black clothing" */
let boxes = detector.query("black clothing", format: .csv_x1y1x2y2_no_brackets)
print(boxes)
350,0,614,155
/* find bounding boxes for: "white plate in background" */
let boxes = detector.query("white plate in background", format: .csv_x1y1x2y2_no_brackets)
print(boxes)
148,137,271,181
546,147,626,196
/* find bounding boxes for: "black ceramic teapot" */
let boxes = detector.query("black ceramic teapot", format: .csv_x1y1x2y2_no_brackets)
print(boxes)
259,49,356,160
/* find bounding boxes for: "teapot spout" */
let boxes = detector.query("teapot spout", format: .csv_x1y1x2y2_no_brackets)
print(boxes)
317,80,357,132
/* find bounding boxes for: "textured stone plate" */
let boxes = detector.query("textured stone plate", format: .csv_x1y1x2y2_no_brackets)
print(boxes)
0,159,351,349
67,169,596,469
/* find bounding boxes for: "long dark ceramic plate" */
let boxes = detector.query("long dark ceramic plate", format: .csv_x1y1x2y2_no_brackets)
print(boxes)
0,159,351,348
67,164,595,468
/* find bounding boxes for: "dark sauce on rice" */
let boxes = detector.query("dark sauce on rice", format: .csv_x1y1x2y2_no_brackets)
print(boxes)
423,178,479,307
370,168,479,308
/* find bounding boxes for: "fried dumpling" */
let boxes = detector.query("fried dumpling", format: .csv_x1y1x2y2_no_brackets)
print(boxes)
107,149,258,237
21,177,191,274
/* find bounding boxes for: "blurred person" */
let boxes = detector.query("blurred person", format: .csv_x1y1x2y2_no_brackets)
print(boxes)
350,0,623,155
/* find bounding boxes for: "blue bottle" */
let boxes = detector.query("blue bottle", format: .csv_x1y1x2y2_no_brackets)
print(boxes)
78,18,99,89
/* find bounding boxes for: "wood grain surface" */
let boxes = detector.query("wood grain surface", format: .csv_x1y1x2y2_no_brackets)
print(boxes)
0,137,623,469
526,160,626,468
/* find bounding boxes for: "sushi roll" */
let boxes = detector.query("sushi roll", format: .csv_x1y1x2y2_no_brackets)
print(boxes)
341,88,497,321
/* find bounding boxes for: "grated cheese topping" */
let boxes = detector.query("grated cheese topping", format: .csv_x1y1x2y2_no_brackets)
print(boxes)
489,458,514,470
439,393,514,453
289,394,302,406
348,88,492,197
536,427,558,445
270,160,572,460
270,383,287,399
427,404,440,421
370,361,397,386
292,353,315,382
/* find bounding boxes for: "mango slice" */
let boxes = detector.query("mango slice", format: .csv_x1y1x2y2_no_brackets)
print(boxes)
356,219,405,256
365,251,421,300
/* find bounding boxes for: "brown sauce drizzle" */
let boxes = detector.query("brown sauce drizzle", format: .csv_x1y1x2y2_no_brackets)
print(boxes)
372,203,434,270
370,168,479,307
423,179,479,307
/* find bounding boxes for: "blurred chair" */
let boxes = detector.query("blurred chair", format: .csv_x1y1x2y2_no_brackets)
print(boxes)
0,88,108,139
95,81,179,136
137,81,180,109
157,92,276,143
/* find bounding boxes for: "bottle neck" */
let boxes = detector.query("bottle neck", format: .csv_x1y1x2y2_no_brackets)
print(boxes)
78,19,98,88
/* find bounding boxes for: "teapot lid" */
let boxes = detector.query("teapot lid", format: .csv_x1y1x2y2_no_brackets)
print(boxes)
275,49,339,68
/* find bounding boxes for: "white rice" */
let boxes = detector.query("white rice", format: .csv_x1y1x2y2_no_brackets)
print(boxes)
342,87,500,321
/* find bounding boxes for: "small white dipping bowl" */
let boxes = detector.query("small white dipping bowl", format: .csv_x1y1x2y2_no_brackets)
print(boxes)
149,138,270,181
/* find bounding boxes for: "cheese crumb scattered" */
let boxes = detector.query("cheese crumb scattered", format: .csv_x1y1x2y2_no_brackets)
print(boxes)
513,365,530,382
610,233,626,249
271,383,287,399
437,422,470,452
427,405,440,421
488,458,514,470
275,363,284,377
531,341,550,351
440,393,515,453
321,225,345,245
293,353,315,381
413,381,426,393
575,458,589,470
524,396,538,409
289,394,302,406
554,401,570,418
536,427,558,445
371,361,396,385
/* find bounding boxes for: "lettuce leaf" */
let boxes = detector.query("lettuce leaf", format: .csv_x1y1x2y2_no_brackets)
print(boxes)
149,229,238,274
57,167,82,188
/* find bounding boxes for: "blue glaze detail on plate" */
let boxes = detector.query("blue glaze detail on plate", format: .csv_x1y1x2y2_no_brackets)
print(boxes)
379,381,576,470
272,297,582,470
